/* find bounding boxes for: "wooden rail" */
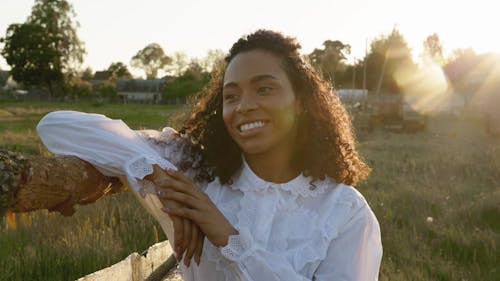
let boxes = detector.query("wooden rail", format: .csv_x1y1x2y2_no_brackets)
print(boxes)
78,241,177,281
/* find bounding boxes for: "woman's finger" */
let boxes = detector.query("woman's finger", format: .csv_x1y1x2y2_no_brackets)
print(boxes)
194,228,205,265
179,218,192,260
171,215,184,260
184,223,198,267
165,168,193,184
156,177,202,199
162,206,200,223
164,170,208,199
158,189,200,209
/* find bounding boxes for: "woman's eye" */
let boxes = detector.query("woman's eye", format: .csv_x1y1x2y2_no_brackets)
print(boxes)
257,87,273,94
223,93,238,101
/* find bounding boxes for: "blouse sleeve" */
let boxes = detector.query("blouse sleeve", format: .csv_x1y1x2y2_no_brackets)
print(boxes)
313,200,382,280
218,227,311,281
218,191,382,281
37,111,177,186
36,110,180,243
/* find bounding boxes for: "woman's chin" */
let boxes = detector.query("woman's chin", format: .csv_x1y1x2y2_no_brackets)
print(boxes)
240,144,268,157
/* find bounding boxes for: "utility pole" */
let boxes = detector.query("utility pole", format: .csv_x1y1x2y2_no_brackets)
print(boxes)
362,38,367,92
352,57,356,89
375,53,387,96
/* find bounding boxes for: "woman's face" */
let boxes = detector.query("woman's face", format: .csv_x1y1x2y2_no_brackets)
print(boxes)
222,50,301,158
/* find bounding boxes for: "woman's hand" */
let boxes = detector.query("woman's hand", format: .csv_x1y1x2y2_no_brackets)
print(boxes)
156,169,238,248
162,198,204,266
146,165,204,267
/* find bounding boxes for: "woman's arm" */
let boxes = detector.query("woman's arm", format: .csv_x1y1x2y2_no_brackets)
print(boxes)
37,111,178,182
36,111,202,263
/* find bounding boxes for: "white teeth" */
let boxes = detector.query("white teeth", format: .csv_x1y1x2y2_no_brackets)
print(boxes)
239,121,265,132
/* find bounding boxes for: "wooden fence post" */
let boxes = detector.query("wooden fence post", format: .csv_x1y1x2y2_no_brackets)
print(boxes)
0,149,125,216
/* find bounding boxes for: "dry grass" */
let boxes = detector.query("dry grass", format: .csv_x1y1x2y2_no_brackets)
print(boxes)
1,101,498,280
357,113,499,281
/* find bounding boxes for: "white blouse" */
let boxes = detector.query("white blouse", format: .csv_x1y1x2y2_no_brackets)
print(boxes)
37,111,382,281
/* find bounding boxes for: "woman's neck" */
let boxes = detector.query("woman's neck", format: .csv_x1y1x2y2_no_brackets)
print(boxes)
244,150,300,183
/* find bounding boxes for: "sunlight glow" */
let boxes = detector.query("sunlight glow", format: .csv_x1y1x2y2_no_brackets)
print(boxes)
470,55,500,109
394,62,451,113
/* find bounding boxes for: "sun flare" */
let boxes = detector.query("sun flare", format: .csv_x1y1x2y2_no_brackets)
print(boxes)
395,62,452,113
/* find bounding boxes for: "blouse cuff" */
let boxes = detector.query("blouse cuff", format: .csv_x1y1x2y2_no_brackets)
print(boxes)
124,155,177,197
219,227,253,262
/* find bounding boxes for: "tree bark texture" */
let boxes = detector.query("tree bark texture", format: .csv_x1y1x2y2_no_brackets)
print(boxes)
0,150,125,216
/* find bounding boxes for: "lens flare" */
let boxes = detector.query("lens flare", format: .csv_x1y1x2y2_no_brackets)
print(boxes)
394,61,451,114
470,54,500,111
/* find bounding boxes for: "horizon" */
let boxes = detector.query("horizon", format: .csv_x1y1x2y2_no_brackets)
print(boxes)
1,0,499,78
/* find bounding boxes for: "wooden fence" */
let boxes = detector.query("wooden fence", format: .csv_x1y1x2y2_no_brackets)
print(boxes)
78,241,177,281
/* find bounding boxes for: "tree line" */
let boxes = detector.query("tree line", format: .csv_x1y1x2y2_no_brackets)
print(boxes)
0,0,497,103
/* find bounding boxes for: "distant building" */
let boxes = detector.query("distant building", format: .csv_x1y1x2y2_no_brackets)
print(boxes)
337,89,368,103
116,78,171,103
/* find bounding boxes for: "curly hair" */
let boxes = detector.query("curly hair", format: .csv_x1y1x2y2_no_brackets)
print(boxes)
176,29,370,186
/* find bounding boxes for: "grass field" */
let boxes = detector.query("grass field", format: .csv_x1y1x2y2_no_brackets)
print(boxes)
1,100,498,281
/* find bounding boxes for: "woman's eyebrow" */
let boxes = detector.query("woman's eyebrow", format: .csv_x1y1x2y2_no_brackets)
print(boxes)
223,74,278,89
250,74,278,84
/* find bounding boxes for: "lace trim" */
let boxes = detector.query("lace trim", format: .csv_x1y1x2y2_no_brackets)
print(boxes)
125,155,177,197
229,159,329,198
219,227,253,262
204,185,365,279
277,181,327,197
202,227,253,280
232,183,363,274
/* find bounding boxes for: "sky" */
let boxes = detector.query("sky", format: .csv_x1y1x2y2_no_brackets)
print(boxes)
1,0,499,77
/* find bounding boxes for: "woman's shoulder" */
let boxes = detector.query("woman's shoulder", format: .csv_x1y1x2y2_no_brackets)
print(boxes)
138,127,190,164
309,180,374,225
309,178,367,207
138,127,179,145
320,182,378,236
331,183,369,208
139,128,206,181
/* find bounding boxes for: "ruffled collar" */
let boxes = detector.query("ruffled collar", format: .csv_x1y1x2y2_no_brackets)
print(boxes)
228,157,328,197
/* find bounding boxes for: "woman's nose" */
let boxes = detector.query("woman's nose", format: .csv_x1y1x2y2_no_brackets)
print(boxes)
236,93,258,113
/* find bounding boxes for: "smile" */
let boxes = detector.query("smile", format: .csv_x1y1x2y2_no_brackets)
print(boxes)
239,121,266,132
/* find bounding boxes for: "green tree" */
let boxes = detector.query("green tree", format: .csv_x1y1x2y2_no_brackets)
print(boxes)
309,40,351,85
422,33,444,65
0,0,85,98
168,52,189,76
443,48,478,103
66,75,92,97
80,67,93,81
341,61,365,89
107,62,132,79
94,80,117,99
198,49,225,73
364,28,416,94
163,61,209,99
130,43,172,79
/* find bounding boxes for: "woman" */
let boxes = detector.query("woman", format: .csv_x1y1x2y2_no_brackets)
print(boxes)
38,30,382,280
